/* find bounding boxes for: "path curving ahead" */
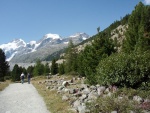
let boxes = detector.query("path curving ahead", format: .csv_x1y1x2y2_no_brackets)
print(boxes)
0,83,50,113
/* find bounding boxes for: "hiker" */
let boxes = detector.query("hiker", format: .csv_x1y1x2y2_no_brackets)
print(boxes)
20,72,25,84
27,73,31,84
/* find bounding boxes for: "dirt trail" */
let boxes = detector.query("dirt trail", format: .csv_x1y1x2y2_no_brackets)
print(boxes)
0,83,50,113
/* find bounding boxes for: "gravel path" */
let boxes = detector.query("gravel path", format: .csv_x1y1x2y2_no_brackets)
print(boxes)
0,83,50,113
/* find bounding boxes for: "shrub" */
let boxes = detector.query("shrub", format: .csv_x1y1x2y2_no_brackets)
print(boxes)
0,77,4,81
86,95,142,113
4,76,11,80
96,51,150,89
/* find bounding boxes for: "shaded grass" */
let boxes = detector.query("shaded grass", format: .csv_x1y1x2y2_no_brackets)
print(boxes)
32,76,74,113
0,80,11,91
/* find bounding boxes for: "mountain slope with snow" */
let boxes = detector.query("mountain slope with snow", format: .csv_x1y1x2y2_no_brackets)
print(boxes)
0,33,90,63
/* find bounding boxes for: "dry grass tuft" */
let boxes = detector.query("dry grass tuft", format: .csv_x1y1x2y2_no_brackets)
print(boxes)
0,80,11,91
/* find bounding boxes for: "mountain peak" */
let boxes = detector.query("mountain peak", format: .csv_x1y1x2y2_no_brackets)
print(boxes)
43,33,61,40
69,32,90,40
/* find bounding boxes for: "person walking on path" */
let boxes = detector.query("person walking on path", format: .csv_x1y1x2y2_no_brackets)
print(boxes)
20,72,25,84
27,73,31,84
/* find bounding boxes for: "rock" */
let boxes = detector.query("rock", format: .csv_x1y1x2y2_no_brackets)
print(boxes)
69,89,77,94
97,86,106,96
38,81,42,84
81,84,89,89
63,88,70,93
52,86,58,90
62,81,69,87
144,99,150,103
112,85,117,92
58,86,64,90
74,92,82,97
105,87,110,93
46,86,50,89
46,75,51,79
96,84,100,88
130,110,134,113
88,92,98,100
77,105,86,113
107,92,112,97
79,94,87,102
62,95,69,101
90,85,97,90
73,77,77,81
133,95,143,103
82,77,85,79
82,88,90,95
73,100,81,109
69,89,75,94
77,78,81,80
68,79,74,83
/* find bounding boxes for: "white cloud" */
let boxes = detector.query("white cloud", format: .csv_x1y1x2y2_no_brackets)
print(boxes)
144,0,150,5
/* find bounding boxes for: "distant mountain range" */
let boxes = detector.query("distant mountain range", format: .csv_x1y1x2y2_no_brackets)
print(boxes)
0,33,90,63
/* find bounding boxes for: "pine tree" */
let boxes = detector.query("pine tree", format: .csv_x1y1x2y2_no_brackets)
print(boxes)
64,39,78,73
79,31,116,84
97,27,100,33
51,59,58,75
0,49,9,81
122,2,150,52
58,63,65,75
27,65,34,75
44,63,50,75
77,52,85,76
11,64,22,81
33,59,44,76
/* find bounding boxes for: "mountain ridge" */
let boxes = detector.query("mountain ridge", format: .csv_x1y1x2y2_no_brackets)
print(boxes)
0,32,90,63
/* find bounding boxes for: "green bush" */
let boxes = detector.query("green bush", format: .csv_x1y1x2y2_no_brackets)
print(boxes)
4,76,11,80
0,77,4,81
96,51,150,89
86,95,142,113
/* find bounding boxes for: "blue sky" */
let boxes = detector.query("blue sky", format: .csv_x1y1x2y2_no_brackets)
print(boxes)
0,0,149,44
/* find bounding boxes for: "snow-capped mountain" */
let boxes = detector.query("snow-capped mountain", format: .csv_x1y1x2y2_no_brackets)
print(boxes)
0,33,90,63
0,39,26,61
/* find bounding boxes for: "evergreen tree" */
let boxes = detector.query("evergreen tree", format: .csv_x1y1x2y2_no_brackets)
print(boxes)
22,67,27,75
0,49,9,81
122,2,150,52
58,62,65,75
27,65,34,75
44,63,50,75
64,39,78,73
11,64,22,81
79,31,116,84
51,59,58,75
77,52,85,76
97,27,100,33
33,59,44,76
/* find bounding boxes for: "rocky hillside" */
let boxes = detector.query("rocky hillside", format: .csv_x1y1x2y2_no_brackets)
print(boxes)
75,24,128,53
